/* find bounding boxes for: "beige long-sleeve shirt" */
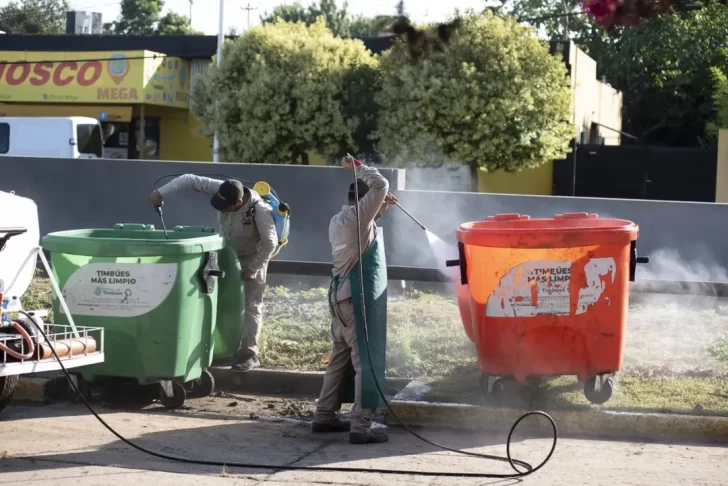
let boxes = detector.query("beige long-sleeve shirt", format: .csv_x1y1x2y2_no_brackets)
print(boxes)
157,174,278,283
329,164,389,302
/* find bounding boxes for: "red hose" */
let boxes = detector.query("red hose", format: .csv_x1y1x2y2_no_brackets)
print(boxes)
0,321,36,360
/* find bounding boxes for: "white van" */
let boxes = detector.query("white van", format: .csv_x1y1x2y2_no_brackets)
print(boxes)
0,116,104,159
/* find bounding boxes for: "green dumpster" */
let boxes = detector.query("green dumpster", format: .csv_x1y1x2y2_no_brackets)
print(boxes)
41,224,246,408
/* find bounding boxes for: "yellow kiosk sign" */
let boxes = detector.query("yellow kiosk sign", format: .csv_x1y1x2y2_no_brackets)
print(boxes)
0,50,190,108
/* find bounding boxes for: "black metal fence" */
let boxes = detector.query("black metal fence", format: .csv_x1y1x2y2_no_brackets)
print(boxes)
553,144,717,202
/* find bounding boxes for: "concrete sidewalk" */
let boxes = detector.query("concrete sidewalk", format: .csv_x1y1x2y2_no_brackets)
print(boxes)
2,402,727,485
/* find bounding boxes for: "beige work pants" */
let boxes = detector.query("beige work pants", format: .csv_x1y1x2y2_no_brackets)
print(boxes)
314,298,374,434
238,276,266,359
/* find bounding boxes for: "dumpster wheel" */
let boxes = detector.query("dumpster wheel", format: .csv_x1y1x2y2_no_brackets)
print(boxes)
159,381,186,409
185,369,216,399
583,375,614,405
479,373,505,405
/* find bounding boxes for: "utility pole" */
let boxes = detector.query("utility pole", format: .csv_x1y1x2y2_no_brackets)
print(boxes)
213,0,224,163
189,0,193,29
242,2,257,29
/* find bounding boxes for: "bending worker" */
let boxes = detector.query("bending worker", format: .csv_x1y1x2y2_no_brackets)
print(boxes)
312,155,397,445
148,174,278,373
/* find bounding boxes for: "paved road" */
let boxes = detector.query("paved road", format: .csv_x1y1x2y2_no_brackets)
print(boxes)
1,403,726,485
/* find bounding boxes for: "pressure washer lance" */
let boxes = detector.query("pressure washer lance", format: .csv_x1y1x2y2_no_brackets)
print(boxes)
394,201,426,231
345,154,426,231
155,206,169,240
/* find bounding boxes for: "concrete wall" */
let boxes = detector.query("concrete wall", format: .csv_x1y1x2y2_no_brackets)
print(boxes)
385,190,728,282
716,129,728,203
2,156,727,281
595,81,623,144
568,44,622,145
0,156,402,263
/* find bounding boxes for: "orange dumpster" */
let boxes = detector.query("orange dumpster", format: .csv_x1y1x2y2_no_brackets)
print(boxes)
447,212,648,404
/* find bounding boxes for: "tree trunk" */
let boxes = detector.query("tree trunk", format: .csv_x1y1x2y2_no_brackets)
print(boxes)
301,152,310,165
469,164,480,193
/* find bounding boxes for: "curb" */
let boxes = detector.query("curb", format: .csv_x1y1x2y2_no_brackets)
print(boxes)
13,376,54,403
12,368,412,404
388,382,728,443
209,367,411,397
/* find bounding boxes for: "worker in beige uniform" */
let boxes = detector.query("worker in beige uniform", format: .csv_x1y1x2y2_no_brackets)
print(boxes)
148,174,278,373
312,155,397,445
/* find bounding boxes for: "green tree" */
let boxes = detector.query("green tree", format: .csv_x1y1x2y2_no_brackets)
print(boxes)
580,3,728,146
349,14,397,37
191,18,380,164
261,0,351,37
491,0,728,145
0,0,69,34
376,11,573,191
156,11,197,34
488,0,590,40
106,0,162,35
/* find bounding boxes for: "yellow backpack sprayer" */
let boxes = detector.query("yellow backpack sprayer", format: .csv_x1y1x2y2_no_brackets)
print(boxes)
251,180,291,259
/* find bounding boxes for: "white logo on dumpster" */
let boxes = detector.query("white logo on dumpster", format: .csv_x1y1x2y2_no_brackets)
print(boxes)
485,258,616,317
61,263,178,317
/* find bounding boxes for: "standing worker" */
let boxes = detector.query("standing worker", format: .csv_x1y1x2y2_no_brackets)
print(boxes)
312,155,397,444
148,174,278,373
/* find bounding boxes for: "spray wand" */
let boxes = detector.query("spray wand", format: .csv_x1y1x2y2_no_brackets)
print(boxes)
155,206,169,240
393,201,426,231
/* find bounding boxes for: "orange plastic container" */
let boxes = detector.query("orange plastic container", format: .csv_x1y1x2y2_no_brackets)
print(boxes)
452,212,642,396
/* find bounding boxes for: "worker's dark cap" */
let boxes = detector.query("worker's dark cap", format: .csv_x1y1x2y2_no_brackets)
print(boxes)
210,179,244,210
348,179,369,200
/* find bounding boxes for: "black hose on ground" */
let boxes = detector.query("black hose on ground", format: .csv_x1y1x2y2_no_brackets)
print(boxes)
16,212,557,478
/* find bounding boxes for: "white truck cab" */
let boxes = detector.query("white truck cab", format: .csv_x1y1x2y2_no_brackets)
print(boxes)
0,116,104,159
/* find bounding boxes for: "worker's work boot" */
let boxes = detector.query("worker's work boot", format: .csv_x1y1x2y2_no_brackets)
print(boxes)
211,356,236,368
311,419,351,433
231,355,260,373
348,429,389,445
211,349,249,368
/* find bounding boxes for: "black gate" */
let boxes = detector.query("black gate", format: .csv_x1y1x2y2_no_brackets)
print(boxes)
552,144,717,202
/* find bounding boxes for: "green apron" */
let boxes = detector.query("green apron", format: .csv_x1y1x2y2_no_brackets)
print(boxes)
332,230,388,409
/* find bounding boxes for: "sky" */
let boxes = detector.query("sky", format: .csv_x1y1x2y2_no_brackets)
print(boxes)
0,0,490,35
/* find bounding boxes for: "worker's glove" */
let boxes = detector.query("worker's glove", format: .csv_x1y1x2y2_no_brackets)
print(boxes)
342,155,356,171
244,268,260,280
148,191,164,208
377,193,398,217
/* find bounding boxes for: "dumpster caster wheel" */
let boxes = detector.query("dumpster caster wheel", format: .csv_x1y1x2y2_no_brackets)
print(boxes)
186,369,215,399
584,376,613,405
159,381,186,409
479,373,488,397
480,374,505,405
69,375,90,404
490,378,505,403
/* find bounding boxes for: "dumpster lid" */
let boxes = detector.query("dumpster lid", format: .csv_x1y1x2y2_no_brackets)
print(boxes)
457,212,639,248
42,223,225,257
